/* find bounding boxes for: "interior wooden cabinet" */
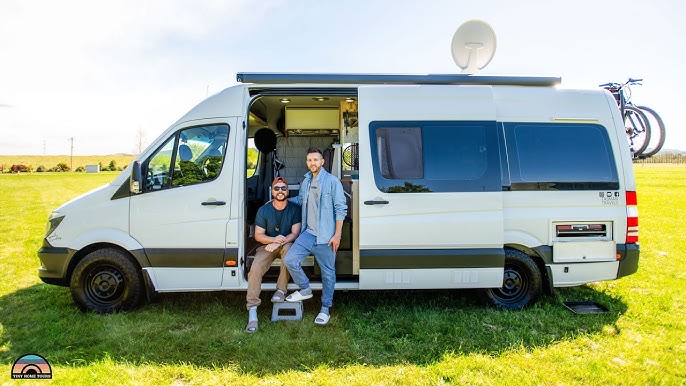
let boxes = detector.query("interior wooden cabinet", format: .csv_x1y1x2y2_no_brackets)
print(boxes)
285,106,340,131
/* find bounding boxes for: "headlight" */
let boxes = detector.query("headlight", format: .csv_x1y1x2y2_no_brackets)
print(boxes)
45,212,65,237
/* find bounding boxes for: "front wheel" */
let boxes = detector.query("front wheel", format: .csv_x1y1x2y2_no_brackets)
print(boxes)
70,248,144,313
480,249,542,309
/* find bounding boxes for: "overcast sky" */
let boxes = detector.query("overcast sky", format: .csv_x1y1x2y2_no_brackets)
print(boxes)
1,0,684,155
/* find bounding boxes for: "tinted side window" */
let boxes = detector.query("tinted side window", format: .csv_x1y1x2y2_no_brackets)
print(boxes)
370,121,501,193
505,123,619,190
424,125,488,181
144,124,229,192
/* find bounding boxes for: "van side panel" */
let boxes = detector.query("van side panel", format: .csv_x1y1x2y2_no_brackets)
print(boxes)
495,87,634,285
358,85,505,289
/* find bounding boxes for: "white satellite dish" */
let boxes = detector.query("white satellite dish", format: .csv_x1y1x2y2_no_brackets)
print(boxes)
451,20,497,74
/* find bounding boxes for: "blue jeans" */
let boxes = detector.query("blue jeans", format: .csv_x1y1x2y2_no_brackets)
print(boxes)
284,231,336,308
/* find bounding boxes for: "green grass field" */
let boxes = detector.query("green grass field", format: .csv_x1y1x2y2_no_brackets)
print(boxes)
0,166,684,385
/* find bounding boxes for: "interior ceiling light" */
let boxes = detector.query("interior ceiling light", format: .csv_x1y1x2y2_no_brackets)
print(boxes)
313,97,329,102
279,98,290,103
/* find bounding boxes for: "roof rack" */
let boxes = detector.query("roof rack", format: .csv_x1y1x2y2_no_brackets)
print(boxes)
236,73,561,87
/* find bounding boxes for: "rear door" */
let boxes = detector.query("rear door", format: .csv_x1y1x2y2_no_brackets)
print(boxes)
357,85,505,289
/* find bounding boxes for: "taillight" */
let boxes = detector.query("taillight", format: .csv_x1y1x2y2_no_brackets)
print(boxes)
626,191,638,243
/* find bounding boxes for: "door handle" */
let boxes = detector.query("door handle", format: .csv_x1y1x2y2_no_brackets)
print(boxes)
202,201,226,206
364,200,389,205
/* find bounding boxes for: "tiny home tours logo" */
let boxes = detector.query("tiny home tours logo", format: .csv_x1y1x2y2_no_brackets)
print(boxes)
11,354,52,379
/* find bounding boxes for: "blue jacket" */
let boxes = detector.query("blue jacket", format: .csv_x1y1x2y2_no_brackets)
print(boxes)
294,168,347,244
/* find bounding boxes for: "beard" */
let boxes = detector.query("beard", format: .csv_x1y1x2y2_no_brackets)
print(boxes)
273,193,288,202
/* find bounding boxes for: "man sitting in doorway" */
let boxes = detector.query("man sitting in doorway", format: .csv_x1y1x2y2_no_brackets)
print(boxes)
245,177,301,333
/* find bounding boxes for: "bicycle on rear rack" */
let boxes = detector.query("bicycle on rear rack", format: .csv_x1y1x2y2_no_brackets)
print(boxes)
600,78,666,158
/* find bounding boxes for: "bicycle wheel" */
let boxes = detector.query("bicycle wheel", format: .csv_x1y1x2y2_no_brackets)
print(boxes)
636,105,666,158
624,105,651,156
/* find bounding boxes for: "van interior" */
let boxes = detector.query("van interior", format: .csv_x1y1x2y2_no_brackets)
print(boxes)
243,90,359,284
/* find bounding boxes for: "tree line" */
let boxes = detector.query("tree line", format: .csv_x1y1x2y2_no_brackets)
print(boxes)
0,160,123,173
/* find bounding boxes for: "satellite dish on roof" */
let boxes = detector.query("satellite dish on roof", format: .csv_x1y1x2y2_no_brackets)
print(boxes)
451,20,497,74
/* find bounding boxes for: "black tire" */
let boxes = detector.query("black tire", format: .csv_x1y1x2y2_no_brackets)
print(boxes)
480,249,542,310
623,106,651,156
636,105,666,158
70,248,144,313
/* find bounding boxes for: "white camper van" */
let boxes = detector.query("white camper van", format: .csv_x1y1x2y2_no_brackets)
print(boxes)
37,72,640,313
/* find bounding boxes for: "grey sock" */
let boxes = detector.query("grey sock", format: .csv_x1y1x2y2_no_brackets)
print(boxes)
248,306,258,322
320,306,329,316
300,287,312,296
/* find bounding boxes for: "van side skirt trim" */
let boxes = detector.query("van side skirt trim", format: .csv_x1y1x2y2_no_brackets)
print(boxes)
360,248,505,269
146,248,238,268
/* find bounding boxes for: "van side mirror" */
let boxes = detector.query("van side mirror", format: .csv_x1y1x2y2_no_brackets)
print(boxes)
130,161,143,194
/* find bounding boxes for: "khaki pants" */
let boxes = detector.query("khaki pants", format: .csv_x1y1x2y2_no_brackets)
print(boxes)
246,243,291,309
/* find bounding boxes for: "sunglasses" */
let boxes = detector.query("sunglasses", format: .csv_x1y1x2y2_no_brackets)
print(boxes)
272,186,288,191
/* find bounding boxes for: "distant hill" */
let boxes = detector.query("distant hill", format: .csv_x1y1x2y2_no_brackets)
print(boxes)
660,149,686,155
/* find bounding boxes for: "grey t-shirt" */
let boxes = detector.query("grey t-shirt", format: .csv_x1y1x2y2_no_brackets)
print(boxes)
306,176,320,236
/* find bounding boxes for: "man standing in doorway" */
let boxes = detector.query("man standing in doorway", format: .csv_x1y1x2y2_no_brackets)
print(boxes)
285,147,347,325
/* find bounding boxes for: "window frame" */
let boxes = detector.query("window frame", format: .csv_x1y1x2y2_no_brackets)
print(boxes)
369,120,502,193
503,122,619,191
142,123,230,193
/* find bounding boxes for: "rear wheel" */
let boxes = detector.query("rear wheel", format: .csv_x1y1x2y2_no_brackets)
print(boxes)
636,105,666,158
623,106,651,156
70,248,144,313
480,249,542,309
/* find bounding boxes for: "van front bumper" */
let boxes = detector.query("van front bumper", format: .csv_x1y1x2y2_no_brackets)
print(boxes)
37,240,74,287
617,243,640,278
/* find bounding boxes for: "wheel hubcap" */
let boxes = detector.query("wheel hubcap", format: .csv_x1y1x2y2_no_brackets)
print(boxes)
502,270,522,294
495,266,528,302
85,266,125,306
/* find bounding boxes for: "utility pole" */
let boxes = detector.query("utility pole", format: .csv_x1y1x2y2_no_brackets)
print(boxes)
68,137,75,171
136,126,146,154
